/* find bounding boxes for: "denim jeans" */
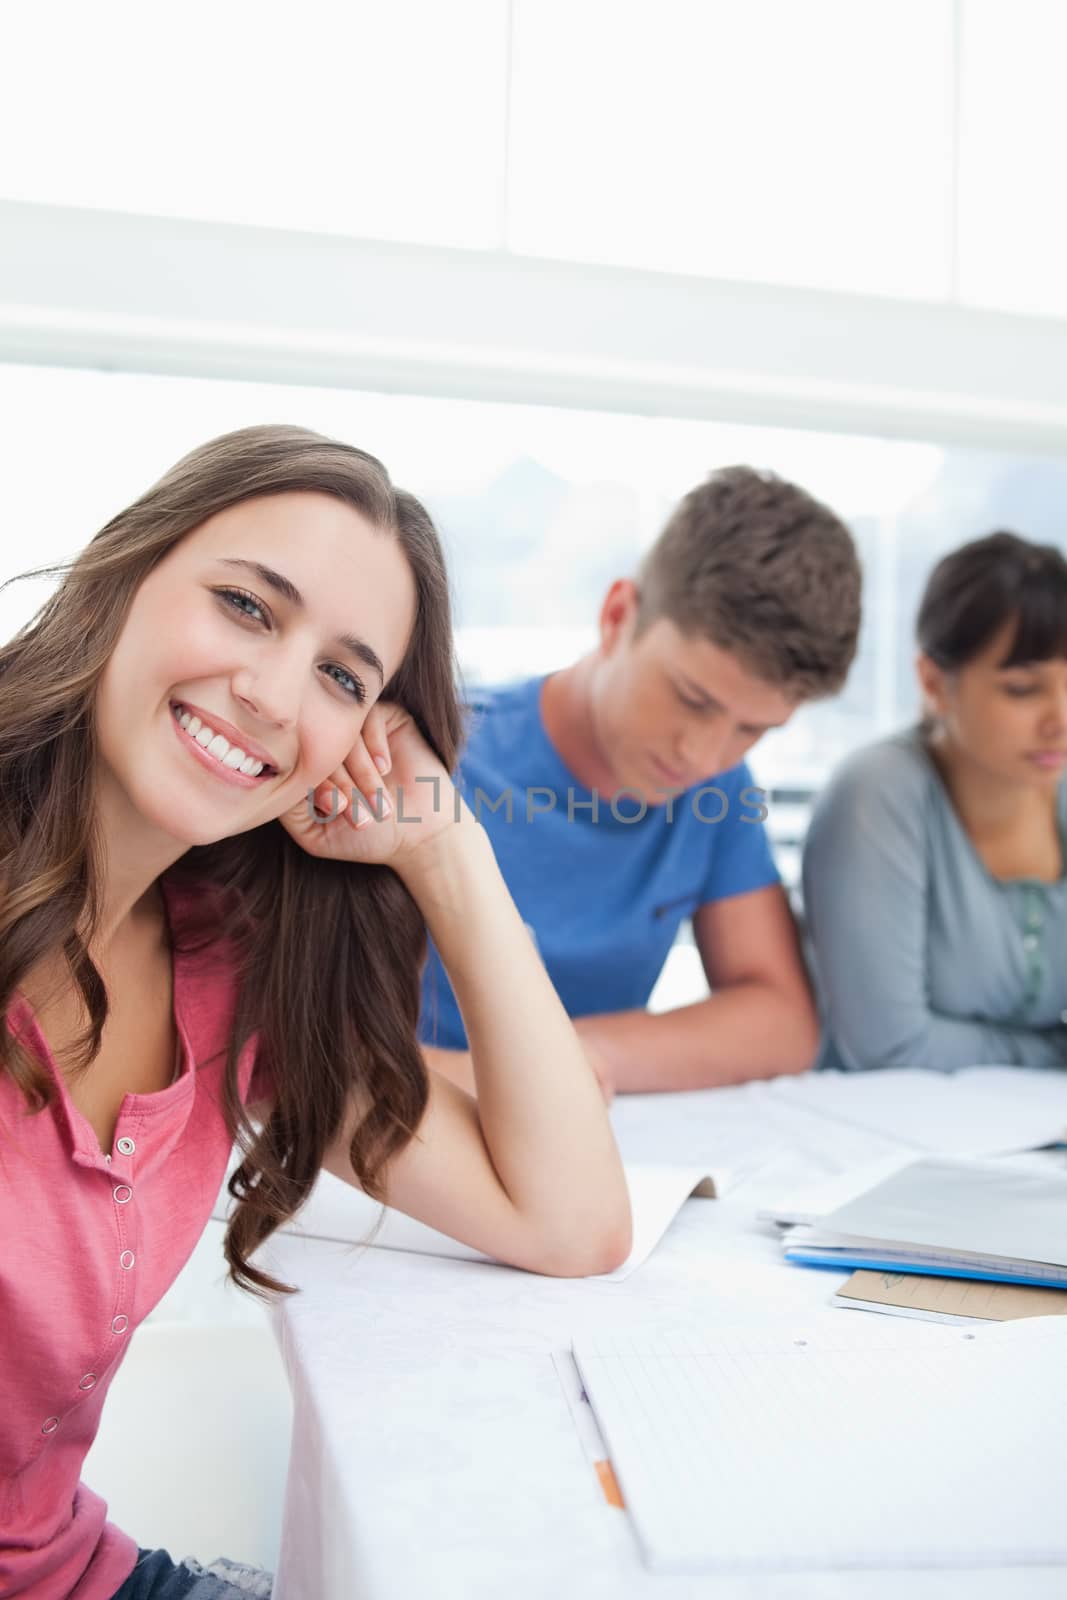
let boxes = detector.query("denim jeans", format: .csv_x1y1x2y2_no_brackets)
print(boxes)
111,1548,273,1598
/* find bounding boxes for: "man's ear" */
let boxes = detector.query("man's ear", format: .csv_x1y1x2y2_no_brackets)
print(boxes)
598,579,640,655
916,651,947,719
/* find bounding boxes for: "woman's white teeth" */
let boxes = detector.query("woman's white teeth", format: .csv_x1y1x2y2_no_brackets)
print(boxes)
175,707,265,777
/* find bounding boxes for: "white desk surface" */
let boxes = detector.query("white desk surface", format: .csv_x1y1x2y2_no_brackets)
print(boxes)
261,1075,1067,1600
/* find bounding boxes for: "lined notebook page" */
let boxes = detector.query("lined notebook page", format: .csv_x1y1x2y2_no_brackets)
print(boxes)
572,1318,1067,1574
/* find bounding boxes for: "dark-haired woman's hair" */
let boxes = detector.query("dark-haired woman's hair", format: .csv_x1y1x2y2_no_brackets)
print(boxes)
917,530,1067,672
0,425,462,1294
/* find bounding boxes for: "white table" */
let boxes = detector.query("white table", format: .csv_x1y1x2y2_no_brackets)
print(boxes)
261,1077,1067,1599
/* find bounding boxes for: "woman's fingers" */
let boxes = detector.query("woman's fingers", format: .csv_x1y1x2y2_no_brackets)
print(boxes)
343,732,393,829
361,702,393,778
343,702,408,826
307,703,407,835
308,775,348,824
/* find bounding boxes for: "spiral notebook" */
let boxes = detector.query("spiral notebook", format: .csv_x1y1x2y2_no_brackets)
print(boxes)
572,1317,1067,1573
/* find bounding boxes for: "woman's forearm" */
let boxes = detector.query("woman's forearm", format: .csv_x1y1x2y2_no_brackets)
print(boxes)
397,818,631,1264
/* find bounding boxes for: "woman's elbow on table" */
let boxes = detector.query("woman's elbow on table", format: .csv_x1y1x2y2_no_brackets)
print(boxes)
533,1206,633,1280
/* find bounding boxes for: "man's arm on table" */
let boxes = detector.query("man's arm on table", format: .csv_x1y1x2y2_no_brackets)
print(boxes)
574,884,818,1094
426,884,816,1097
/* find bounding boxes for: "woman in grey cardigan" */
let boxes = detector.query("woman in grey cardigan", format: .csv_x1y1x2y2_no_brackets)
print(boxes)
804,530,1067,1072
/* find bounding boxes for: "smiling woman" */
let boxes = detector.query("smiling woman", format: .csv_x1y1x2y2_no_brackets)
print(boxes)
0,425,630,1600
92,486,417,852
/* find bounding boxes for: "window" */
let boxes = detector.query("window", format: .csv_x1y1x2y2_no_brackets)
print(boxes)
0,1,508,249
956,0,1067,317
509,0,956,299
5,360,1066,885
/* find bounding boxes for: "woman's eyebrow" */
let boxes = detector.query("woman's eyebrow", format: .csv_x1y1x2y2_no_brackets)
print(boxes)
218,557,384,684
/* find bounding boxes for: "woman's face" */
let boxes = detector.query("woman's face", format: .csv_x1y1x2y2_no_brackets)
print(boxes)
919,616,1067,790
95,491,417,847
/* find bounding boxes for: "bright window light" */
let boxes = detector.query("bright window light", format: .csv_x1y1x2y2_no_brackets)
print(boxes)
508,0,955,299
957,0,1067,317
0,0,509,249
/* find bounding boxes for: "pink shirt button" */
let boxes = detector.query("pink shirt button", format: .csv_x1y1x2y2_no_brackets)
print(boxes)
113,1185,133,1205
111,1314,129,1335
78,1373,97,1391
119,1250,135,1270
41,1416,60,1435
116,1136,136,1156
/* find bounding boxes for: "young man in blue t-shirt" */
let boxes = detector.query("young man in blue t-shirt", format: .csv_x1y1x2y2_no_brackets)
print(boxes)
421,465,862,1096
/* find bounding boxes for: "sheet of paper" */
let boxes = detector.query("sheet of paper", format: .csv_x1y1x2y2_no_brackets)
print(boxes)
835,1268,1067,1322
832,1296,976,1326
607,1088,784,1177
572,1317,1067,1573
761,1147,1066,1229
811,1155,1067,1265
765,1066,1067,1156
252,1161,721,1281
758,1153,914,1227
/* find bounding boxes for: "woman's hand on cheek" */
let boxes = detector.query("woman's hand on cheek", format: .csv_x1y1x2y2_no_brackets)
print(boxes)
278,701,459,868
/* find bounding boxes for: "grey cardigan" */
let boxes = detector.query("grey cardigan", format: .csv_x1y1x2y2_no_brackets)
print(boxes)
802,726,1067,1072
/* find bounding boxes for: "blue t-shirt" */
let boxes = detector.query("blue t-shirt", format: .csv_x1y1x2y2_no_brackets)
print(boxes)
419,676,780,1048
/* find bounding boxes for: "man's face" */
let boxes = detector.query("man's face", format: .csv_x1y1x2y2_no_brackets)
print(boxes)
587,583,798,803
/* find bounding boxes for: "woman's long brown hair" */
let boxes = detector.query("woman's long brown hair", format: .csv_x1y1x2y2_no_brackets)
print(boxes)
0,425,463,1293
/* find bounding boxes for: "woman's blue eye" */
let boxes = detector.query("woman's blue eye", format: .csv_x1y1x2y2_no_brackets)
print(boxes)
324,663,365,702
215,588,365,702
218,586,268,624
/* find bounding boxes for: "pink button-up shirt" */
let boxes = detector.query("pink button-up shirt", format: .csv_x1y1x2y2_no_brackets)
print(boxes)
1,877,269,1599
